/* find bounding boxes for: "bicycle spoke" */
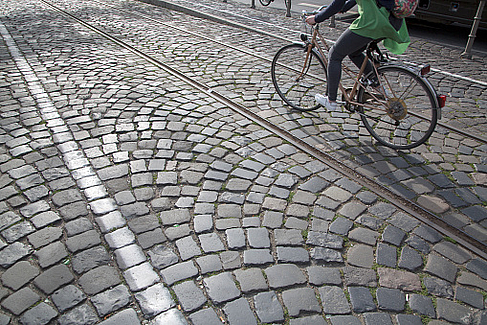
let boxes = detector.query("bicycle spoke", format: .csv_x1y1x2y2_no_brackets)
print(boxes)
271,44,327,111
358,65,438,150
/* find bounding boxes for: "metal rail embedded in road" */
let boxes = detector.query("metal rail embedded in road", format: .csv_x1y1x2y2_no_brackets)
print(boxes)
94,0,487,146
39,0,487,259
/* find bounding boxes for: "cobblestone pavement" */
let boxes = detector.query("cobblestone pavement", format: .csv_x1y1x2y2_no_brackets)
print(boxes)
136,0,487,245
54,0,487,246
0,0,486,324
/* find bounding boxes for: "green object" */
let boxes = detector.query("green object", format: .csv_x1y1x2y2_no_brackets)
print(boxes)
349,0,410,54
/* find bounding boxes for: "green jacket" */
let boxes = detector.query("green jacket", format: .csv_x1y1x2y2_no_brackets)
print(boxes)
350,0,411,54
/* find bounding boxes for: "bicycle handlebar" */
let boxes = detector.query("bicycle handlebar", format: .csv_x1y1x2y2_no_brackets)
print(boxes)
301,5,327,17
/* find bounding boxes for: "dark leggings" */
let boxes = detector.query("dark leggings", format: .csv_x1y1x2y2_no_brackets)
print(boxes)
327,29,374,101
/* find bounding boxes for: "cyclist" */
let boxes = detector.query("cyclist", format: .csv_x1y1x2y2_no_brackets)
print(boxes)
305,0,410,110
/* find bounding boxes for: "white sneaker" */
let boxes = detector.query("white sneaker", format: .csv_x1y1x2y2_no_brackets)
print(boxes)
315,94,338,110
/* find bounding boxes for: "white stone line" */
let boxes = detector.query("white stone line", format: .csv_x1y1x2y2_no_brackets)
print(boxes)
0,21,161,294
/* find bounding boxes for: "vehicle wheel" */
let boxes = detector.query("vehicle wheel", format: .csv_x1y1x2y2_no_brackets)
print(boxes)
259,0,273,6
357,65,438,150
271,43,328,111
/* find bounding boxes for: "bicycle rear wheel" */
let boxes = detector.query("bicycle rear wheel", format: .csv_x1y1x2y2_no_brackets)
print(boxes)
357,65,438,150
271,43,327,111
259,0,273,6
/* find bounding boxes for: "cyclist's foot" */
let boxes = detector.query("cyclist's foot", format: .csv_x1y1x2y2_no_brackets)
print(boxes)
315,94,338,110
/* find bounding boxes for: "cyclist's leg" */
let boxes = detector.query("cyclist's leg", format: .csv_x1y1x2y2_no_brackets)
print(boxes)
328,29,374,100
348,43,374,77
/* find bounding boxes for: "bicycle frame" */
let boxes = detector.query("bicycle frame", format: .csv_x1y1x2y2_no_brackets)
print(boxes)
272,13,445,149
303,24,389,113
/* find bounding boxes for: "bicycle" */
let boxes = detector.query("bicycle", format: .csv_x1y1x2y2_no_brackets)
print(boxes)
271,8,446,150
259,0,290,7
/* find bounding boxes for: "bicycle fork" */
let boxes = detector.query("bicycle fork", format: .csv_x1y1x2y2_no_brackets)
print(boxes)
297,45,313,81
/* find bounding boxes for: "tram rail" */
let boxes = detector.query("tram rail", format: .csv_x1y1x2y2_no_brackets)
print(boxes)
54,0,487,145
39,0,487,258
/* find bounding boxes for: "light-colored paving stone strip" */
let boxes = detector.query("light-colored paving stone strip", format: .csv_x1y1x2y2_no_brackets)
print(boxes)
2,1,487,324
32,0,482,248
1,3,239,323
58,1,487,320
0,18,175,322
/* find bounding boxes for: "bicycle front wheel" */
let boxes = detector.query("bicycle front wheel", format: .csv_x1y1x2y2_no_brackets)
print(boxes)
259,0,273,6
271,43,328,111
357,65,438,150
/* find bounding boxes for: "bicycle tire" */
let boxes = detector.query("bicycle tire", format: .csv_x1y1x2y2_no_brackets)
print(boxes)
271,43,328,111
357,65,438,150
259,0,273,6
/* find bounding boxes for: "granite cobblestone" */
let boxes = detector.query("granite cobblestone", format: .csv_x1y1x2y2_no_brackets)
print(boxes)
0,0,486,323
